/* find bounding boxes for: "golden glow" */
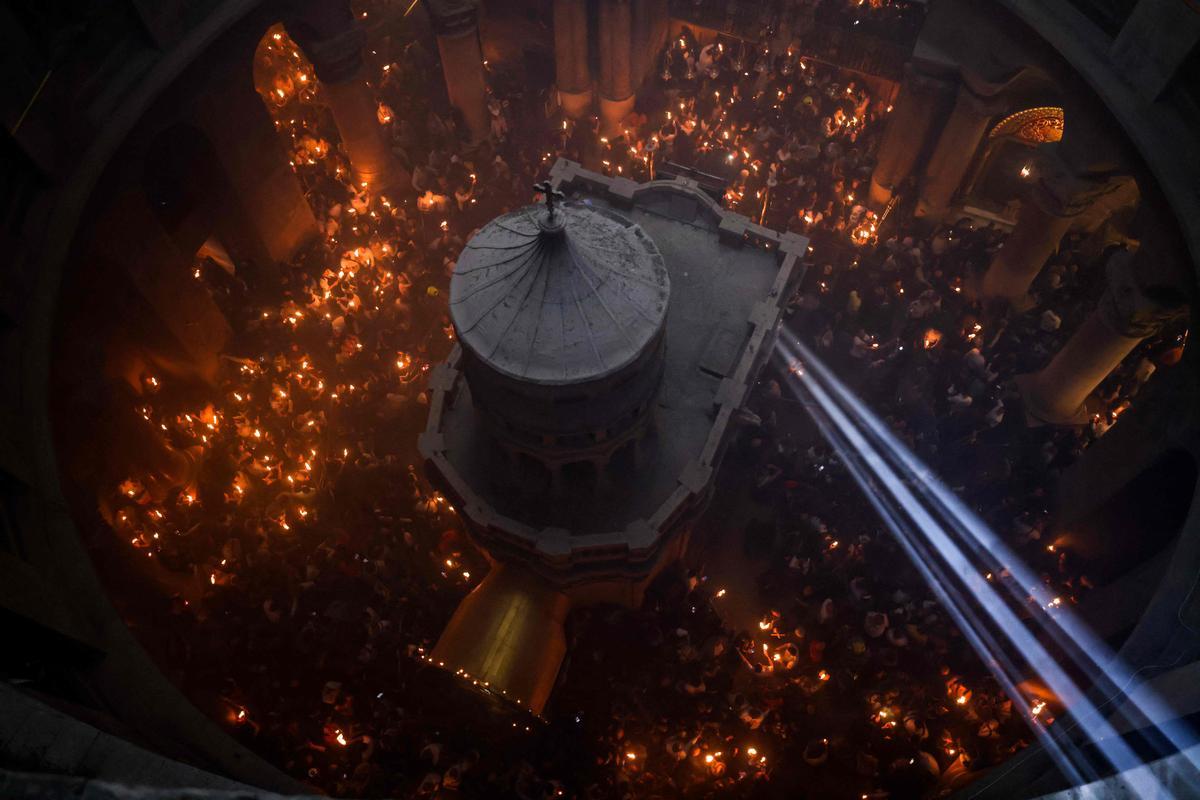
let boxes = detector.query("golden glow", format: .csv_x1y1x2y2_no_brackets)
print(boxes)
989,106,1064,144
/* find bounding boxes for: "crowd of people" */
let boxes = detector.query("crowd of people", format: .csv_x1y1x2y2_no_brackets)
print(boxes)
91,4,1188,799
590,26,886,247
675,0,924,46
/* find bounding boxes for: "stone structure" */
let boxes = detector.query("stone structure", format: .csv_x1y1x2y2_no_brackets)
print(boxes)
598,0,636,136
980,141,1130,306
426,0,490,146
1017,246,1187,426
449,182,669,468
915,81,1004,220
421,159,807,712
1110,0,1200,101
0,685,249,794
2,0,1200,794
192,33,320,270
867,61,954,209
286,1,408,191
553,0,668,126
553,0,593,118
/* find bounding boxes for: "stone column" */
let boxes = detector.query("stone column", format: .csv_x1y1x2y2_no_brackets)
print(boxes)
428,1,490,146
287,4,408,192
554,0,592,118
598,0,635,138
867,63,954,209
1017,249,1186,426
647,0,671,74
631,0,654,93
915,83,1002,220
193,62,319,268
980,144,1129,307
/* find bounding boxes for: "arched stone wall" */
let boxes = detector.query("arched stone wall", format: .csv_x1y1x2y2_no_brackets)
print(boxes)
4,0,312,791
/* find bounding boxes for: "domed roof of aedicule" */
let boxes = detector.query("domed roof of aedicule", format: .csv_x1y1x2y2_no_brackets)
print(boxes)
449,200,669,385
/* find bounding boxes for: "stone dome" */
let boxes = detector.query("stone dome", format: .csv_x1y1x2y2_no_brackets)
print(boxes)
449,201,670,386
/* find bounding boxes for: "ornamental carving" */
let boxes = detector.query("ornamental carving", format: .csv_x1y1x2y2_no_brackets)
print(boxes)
988,106,1064,144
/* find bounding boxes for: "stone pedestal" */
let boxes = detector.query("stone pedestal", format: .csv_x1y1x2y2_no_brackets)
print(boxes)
868,63,953,209
981,144,1129,307
554,0,593,119
916,83,1002,219
597,0,634,137
1018,249,1185,426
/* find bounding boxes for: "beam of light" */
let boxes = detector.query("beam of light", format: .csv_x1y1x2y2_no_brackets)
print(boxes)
404,0,421,16
789,365,1092,787
783,331,1200,784
788,335,1200,780
773,334,1175,797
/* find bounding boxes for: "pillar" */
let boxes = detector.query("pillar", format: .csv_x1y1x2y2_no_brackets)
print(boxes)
646,0,671,77
915,83,1002,220
430,562,571,714
287,4,408,192
323,67,408,189
554,0,592,119
598,0,635,138
867,62,954,209
428,1,490,146
193,63,320,268
1016,249,1186,426
630,0,653,93
980,144,1129,307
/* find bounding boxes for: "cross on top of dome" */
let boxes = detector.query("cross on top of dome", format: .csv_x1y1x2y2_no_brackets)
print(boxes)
533,181,566,231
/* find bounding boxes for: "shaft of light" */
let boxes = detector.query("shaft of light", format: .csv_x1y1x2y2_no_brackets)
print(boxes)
778,343,1107,787
774,335,1166,797
793,369,1092,786
786,331,1200,780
